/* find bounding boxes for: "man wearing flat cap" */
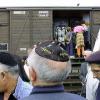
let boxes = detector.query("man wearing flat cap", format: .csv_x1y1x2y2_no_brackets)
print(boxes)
21,41,86,100
0,52,32,100
85,51,100,100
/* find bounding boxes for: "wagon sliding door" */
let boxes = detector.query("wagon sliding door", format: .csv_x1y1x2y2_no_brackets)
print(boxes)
91,10,100,48
0,11,9,52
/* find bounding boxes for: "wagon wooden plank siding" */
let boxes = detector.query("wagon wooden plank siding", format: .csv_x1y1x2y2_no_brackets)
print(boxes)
0,7,100,56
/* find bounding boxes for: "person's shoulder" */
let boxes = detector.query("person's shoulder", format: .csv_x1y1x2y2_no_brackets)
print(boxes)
16,77,33,99
20,79,33,92
19,92,86,100
19,95,35,100
19,93,86,100
63,92,86,100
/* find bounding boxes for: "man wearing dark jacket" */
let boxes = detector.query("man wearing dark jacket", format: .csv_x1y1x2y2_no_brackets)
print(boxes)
21,41,86,100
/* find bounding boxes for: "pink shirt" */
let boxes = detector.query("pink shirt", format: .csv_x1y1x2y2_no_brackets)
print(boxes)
74,26,85,33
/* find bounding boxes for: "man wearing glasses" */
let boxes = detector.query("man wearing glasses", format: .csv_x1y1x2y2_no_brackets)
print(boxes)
85,51,100,100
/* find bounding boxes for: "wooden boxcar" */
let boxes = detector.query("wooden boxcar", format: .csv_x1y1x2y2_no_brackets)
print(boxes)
0,7,100,56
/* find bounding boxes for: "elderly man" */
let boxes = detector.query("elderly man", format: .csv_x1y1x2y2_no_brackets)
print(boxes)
21,41,86,100
0,52,32,100
85,51,100,100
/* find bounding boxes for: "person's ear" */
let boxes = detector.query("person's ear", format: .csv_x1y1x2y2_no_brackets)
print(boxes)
29,68,36,82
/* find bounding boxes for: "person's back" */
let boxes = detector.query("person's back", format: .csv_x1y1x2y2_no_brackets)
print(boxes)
74,25,85,33
73,21,85,57
22,90,85,100
20,41,86,100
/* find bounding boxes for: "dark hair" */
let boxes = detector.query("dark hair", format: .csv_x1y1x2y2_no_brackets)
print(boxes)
74,21,81,26
0,52,17,66
81,20,85,24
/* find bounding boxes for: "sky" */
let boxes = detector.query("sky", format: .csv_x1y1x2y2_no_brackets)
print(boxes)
0,0,100,7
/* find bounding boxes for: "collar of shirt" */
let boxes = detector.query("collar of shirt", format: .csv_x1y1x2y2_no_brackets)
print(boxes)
13,77,33,100
31,85,64,94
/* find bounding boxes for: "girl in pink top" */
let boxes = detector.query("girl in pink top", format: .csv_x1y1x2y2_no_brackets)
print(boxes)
74,26,85,33
73,21,85,57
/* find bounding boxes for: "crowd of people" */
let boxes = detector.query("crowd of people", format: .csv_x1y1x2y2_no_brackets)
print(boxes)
0,24,100,100
55,20,91,58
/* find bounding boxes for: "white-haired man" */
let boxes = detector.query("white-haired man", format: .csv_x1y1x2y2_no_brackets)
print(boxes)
21,41,86,100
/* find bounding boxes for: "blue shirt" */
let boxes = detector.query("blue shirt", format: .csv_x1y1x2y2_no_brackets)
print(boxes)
13,77,33,100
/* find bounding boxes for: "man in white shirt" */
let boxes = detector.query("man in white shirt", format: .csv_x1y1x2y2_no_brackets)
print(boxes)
85,29,100,100
86,64,99,100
